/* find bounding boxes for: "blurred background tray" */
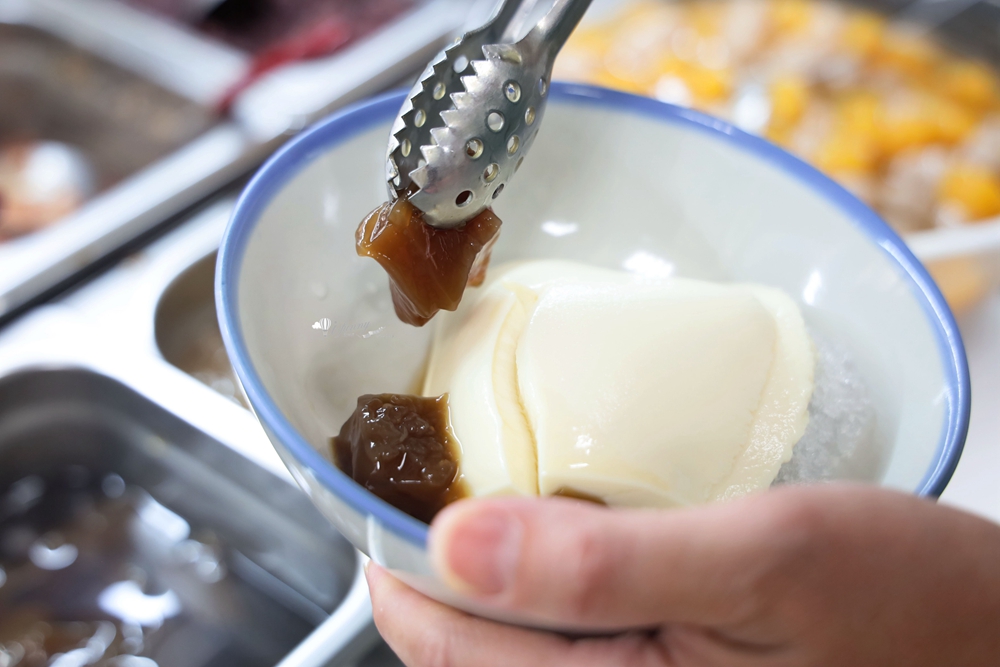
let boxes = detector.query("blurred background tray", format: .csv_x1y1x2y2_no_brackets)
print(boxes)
0,0,468,324
554,0,1000,315
0,367,370,666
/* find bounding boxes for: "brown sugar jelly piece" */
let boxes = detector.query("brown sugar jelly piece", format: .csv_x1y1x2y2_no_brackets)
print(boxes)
332,393,467,523
356,197,502,326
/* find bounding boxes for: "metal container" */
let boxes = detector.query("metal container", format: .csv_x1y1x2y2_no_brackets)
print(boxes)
0,195,389,666
0,368,367,666
143,205,407,665
0,0,469,322
155,251,250,408
0,23,214,196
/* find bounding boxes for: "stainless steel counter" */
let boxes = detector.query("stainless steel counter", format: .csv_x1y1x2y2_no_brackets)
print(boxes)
0,197,395,666
0,0,468,321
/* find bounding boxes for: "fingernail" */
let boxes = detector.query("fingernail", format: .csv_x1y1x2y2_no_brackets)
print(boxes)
431,505,523,596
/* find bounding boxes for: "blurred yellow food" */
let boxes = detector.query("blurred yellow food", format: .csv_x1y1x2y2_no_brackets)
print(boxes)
940,164,1000,221
767,75,809,136
769,0,813,35
874,29,939,79
560,27,611,60
933,98,978,145
657,58,733,102
834,93,881,147
840,12,885,59
558,0,1000,230
814,132,878,174
926,257,993,315
687,1,726,35
940,61,1000,112
594,66,655,95
878,108,939,155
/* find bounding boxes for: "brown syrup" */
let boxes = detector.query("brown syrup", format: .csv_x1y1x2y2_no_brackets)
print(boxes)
552,487,608,506
332,393,467,523
355,197,502,326
0,474,316,666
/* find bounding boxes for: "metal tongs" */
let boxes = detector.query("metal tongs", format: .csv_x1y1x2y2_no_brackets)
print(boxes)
385,0,593,228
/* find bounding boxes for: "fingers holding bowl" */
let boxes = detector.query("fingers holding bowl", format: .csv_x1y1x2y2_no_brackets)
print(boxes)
366,561,672,667
425,495,790,631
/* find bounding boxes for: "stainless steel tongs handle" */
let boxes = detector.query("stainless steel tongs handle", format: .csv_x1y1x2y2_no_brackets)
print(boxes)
473,0,592,59
386,0,592,227
531,0,594,57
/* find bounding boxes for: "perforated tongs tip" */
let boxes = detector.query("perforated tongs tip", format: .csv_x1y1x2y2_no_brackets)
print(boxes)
386,0,592,228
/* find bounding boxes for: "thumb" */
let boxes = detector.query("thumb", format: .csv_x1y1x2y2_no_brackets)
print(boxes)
428,491,798,631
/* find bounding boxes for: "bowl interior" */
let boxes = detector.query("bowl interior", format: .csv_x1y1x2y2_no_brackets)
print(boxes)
224,87,967,533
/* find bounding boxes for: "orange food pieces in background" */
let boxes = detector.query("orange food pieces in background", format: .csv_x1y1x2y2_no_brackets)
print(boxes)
840,11,884,59
656,58,733,103
935,102,978,145
872,29,939,79
940,164,1000,221
815,131,878,174
878,96,974,155
940,61,1000,111
593,65,655,95
769,0,813,35
687,1,726,35
553,0,1000,232
836,93,880,137
926,257,993,316
814,95,880,176
555,27,612,82
767,75,808,141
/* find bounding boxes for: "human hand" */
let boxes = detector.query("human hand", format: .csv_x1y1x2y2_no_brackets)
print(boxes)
367,484,1000,666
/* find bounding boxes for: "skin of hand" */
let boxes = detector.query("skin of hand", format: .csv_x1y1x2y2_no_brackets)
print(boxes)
366,484,1000,667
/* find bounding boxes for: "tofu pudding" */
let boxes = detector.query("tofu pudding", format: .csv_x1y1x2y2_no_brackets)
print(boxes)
337,234,818,520
423,260,815,507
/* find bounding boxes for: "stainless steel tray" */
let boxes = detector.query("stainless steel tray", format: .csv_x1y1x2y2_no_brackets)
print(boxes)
0,23,215,196
0,198,388,666
0,368,364,665
0,0,469,321
144,206,404,665
156,251,249,408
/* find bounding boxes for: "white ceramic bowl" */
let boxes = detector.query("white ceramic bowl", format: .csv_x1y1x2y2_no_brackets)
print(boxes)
217,84,970,618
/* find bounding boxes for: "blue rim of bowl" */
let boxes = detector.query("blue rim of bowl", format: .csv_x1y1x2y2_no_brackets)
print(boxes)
217,83,971,549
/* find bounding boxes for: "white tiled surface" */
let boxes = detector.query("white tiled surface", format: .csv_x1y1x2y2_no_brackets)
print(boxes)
940,291,1000,525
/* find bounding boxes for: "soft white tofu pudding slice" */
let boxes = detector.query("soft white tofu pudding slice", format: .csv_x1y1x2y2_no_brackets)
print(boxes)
425,259,815,507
